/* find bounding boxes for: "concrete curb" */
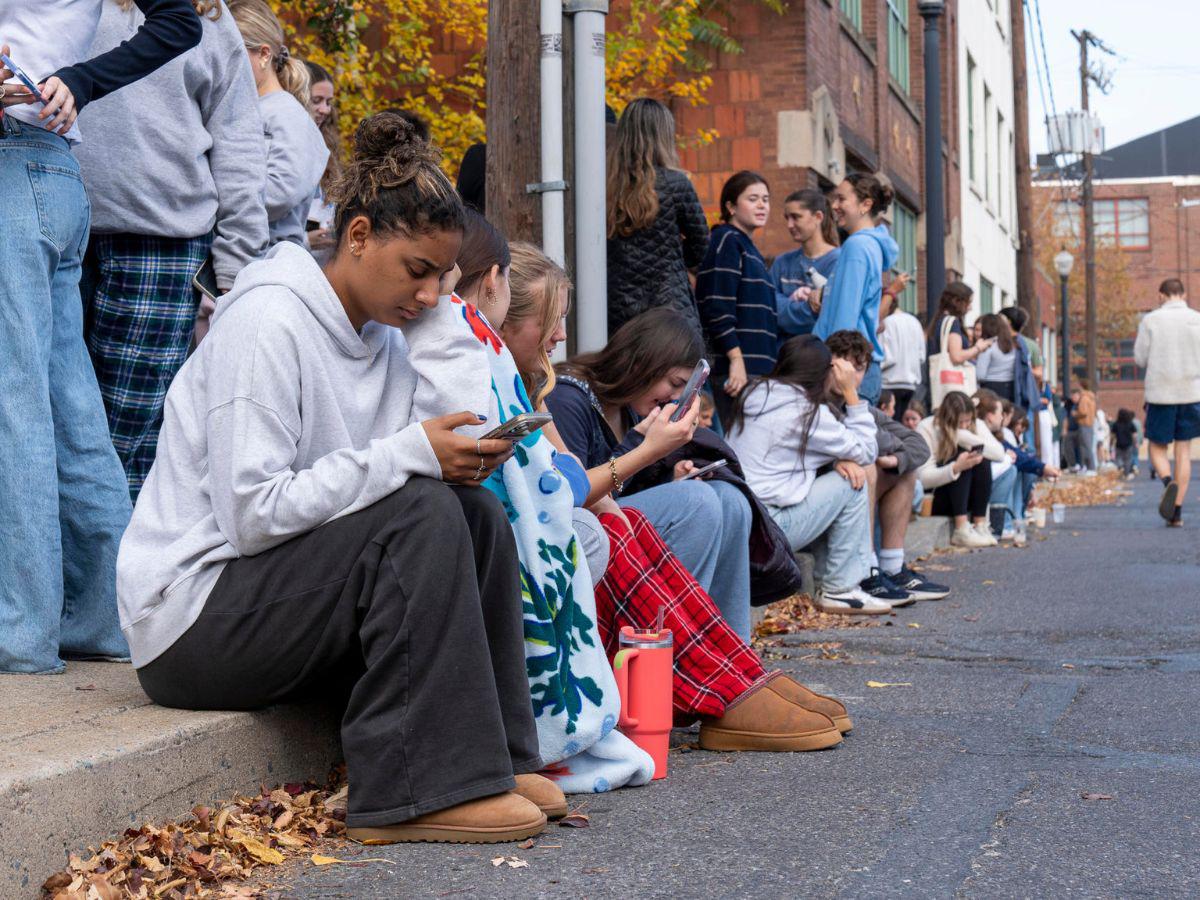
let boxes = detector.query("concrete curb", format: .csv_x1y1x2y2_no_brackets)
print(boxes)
1,663,340,897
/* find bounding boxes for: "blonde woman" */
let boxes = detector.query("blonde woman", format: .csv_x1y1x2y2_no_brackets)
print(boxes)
78,0,268,501
0,0,200,674
229,0,328,248
606,97,709,334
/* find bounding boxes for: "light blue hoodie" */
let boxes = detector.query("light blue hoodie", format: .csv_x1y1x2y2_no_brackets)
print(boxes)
814,224,899,361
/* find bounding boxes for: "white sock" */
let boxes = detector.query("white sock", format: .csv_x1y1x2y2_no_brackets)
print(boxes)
879,548,904,576
870,550,879,569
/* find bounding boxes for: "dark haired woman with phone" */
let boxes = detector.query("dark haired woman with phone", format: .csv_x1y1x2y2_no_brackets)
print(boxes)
0,2,201,675
467,240,848,753
121,113,559,845
77,0,269,502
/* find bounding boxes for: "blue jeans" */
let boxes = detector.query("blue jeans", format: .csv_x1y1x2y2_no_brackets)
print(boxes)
621,479,752,641
989,465,1026,531
860,360,882,405
767,472,872,593
0,119,131,673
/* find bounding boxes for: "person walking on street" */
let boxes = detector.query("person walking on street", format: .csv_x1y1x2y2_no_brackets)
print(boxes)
0,0,201,675
1134,278,1200,526
814,173,899,405
606,98,709,336
770,188,840,339
77,0,268,502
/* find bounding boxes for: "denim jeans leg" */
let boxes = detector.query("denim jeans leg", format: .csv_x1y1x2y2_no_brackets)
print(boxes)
51,218,132,660
704,480,752,641
767,472,871,593
990,465,1018,531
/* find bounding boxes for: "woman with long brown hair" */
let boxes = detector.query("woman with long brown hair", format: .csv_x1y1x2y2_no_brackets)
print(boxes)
606,98,710,334
975,312,1017,401
303,59,343,253
77,0,268,500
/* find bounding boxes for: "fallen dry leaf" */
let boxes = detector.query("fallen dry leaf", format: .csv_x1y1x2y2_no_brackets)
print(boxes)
963,615,980,622
491,856,529,869
1081,792,1114,801
517,839,536,850
866,680,912,688
1062,663,1075,669
558,813,591,829
310,853,390,866
906,623,921,629
982,580,995,586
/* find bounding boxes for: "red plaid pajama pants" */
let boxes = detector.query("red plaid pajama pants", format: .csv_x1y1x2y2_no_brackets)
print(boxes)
594,507,765,718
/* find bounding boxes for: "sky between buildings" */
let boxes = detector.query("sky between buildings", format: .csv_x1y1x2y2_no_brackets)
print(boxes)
1025,0,1200,158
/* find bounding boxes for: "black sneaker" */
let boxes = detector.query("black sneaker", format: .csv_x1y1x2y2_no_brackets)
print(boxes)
1159,480,1179,522
892,565,951,601
860,568,914,608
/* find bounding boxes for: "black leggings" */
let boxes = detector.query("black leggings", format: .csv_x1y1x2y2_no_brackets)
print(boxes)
931,462,993,519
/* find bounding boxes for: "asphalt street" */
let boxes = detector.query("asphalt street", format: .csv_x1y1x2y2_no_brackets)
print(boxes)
266,470,1200,899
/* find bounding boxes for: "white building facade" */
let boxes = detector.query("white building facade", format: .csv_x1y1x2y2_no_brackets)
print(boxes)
957,0,1018,322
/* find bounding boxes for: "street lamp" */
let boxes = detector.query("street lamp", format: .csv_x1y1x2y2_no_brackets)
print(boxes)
1054,248,1074,392
918,0,946,324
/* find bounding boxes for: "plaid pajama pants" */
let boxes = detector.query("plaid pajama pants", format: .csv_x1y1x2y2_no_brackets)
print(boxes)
594,507,765,719
83,233,211,501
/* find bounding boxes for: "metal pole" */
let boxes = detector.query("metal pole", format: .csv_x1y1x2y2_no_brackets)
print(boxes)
567,0,609,353
919,2,946,324
536,0,565,268
1060,274,1070,390
1076,30,1099,391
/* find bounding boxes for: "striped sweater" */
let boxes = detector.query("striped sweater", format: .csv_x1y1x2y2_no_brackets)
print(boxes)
695,223,778,377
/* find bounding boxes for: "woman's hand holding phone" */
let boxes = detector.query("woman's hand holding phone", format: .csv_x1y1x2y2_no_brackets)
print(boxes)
422,412,514,486
0,45,39,110
952,449,983,475
640,397,700,460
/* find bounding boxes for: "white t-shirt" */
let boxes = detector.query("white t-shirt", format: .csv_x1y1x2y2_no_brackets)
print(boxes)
880,310,927,389
0,0,102,142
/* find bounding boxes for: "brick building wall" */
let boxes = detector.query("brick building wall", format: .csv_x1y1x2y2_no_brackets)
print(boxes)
674,0,962,316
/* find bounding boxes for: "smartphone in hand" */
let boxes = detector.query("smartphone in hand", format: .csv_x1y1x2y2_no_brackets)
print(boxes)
669,359,710,423
483,412,552,441
0,53,44,101
682,459,728,480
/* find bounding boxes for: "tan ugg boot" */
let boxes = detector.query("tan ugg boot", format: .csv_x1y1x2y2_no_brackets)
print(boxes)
699,679,843,752
512,773,568,819
347,792,546,845
764,671,853,734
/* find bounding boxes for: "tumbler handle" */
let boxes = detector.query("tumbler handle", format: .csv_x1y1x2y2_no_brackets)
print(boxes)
613,647,640,729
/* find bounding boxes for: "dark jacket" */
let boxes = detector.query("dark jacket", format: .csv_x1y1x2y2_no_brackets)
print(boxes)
872,408,930,475
547,375,805,607
607,167,709,335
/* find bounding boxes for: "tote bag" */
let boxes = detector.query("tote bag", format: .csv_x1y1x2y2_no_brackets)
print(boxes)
929,316,977,408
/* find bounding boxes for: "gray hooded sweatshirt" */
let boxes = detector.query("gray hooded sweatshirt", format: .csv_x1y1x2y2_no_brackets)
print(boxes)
117,242,443,667
259,90,329,248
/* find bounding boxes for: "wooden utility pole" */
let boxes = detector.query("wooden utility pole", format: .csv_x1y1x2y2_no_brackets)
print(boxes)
1011,0,1037,332
1075,29,1098,391
486,0,542,243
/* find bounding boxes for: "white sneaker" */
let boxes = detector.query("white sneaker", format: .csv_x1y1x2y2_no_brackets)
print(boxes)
973,523,1000,546
814,587,892,615
952,525,994,548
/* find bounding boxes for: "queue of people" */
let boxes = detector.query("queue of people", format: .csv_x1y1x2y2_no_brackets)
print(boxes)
0,2,1163,853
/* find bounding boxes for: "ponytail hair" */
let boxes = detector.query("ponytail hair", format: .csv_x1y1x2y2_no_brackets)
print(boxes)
229,0,310,108
330,111,465,247
843,171,895,217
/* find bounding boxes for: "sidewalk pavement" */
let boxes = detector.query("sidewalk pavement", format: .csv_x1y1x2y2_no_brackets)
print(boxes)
1,516,955,896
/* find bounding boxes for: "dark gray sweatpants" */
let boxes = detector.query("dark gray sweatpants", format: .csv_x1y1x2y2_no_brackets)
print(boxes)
137,477,540,828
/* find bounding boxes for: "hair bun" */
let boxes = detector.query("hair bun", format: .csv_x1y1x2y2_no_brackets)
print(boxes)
352,111,439,173
878,181,895,210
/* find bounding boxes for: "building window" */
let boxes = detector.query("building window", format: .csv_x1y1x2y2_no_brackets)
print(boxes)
887,0,910,93
983,85,992,203
1000,289,1009,310
840,0,862,31
967,55,976,184
980,277,994,314
1094,198,1151,250
1052,200,1078,237
893,203,918,314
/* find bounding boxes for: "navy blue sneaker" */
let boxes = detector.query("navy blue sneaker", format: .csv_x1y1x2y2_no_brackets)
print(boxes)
860,569,914,608
892,565,951,601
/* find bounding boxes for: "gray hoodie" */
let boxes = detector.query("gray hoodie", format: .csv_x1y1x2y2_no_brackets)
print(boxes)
76,1,268,290
117,243,442,667
259,90,329,248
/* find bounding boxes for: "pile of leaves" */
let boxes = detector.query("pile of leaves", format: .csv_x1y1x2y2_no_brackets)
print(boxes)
753,594,883,640
42,769,349,900
1033,469,1130,508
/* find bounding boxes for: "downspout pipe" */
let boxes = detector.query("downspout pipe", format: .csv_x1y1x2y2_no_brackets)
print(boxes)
532,0,566,269
566,0,609,352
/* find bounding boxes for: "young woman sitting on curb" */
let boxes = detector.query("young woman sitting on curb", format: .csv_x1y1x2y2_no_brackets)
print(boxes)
464,234,848,752
119,113,554,846
726,335,889,616
914,391,1005,548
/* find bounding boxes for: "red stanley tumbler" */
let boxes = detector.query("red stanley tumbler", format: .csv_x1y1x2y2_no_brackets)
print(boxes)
612,625,673,780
